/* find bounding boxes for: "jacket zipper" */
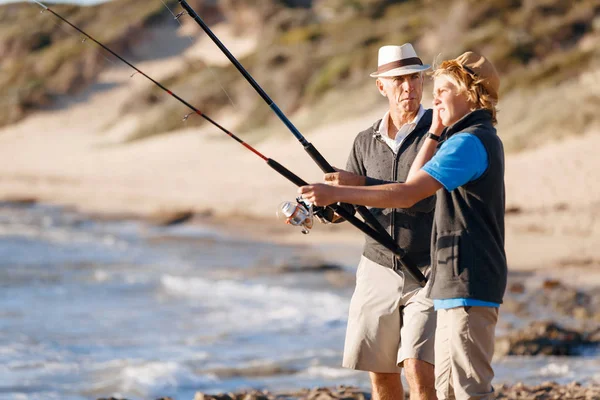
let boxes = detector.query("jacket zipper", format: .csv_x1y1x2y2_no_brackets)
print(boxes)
375,116,426,272
393,126,421,272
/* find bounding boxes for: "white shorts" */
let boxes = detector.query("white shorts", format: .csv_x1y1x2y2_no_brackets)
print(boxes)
343,256,436,372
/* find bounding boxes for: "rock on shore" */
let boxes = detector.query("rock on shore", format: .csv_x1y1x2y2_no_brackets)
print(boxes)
495,320,600,356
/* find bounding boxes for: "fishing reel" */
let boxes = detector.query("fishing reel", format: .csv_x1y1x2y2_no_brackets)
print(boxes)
277,197,314,234
277,198,337,234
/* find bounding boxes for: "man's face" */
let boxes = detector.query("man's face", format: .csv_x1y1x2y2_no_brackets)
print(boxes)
432,76,473,127
377,72,423,114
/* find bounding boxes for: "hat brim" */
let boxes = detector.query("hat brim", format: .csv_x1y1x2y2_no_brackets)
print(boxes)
370,64,431,78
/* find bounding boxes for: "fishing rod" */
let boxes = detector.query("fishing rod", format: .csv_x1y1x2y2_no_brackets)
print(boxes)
29,0,426,286
177,0,426,285
176,0,391,240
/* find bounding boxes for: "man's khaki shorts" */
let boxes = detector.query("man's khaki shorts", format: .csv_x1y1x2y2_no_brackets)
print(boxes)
342,256,436,373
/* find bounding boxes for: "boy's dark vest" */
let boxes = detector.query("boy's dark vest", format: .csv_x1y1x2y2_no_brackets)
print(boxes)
426,109,507,303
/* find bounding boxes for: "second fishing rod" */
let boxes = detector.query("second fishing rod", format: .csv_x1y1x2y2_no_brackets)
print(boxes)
178,0,426,285
176,0,392,240
30,0,426,286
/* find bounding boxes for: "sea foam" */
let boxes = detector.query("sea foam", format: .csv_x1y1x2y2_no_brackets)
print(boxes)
160,275,349,332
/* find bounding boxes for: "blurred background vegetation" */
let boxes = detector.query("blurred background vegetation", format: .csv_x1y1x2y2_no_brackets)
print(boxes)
1,0,599,151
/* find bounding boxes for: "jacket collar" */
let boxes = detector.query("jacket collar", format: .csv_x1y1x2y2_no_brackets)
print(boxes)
373,108,433,138
443,109,494,139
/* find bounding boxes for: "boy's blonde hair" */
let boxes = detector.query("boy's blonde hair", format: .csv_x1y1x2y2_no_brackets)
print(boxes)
432,53,499,125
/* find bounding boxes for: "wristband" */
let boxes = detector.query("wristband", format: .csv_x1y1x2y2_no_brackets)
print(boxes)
427,132,441,142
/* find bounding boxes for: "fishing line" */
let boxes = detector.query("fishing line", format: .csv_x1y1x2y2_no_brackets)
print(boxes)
28,0,426,286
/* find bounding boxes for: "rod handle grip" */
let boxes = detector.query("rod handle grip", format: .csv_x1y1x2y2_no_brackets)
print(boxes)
267,159,308,187
304,143,335,173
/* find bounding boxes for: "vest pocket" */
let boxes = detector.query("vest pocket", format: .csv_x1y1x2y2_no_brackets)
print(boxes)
436,232,461,279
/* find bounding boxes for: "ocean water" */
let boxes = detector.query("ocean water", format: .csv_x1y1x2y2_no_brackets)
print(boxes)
0,203,598,400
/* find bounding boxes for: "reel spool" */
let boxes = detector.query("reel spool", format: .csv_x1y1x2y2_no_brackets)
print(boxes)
277,198,314,234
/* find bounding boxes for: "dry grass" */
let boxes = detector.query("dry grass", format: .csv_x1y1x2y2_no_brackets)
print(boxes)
0,0,178,127
3,0,600,150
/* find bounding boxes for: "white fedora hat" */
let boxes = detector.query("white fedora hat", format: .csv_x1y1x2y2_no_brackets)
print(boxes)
370,43,430,78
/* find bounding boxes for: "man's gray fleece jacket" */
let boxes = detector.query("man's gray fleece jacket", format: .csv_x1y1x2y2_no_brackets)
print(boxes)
346,109,435,277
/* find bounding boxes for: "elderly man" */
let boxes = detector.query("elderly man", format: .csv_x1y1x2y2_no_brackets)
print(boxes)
323,43,437,400
301,51,506,400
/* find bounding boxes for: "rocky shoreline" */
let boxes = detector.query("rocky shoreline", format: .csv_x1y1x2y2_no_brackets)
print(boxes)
97,382,600,400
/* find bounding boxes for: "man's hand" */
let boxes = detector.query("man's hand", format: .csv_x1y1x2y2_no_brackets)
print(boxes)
324,169,366,186
299,184,339,206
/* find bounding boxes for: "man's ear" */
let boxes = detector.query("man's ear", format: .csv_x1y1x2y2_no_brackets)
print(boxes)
376,78,386,97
